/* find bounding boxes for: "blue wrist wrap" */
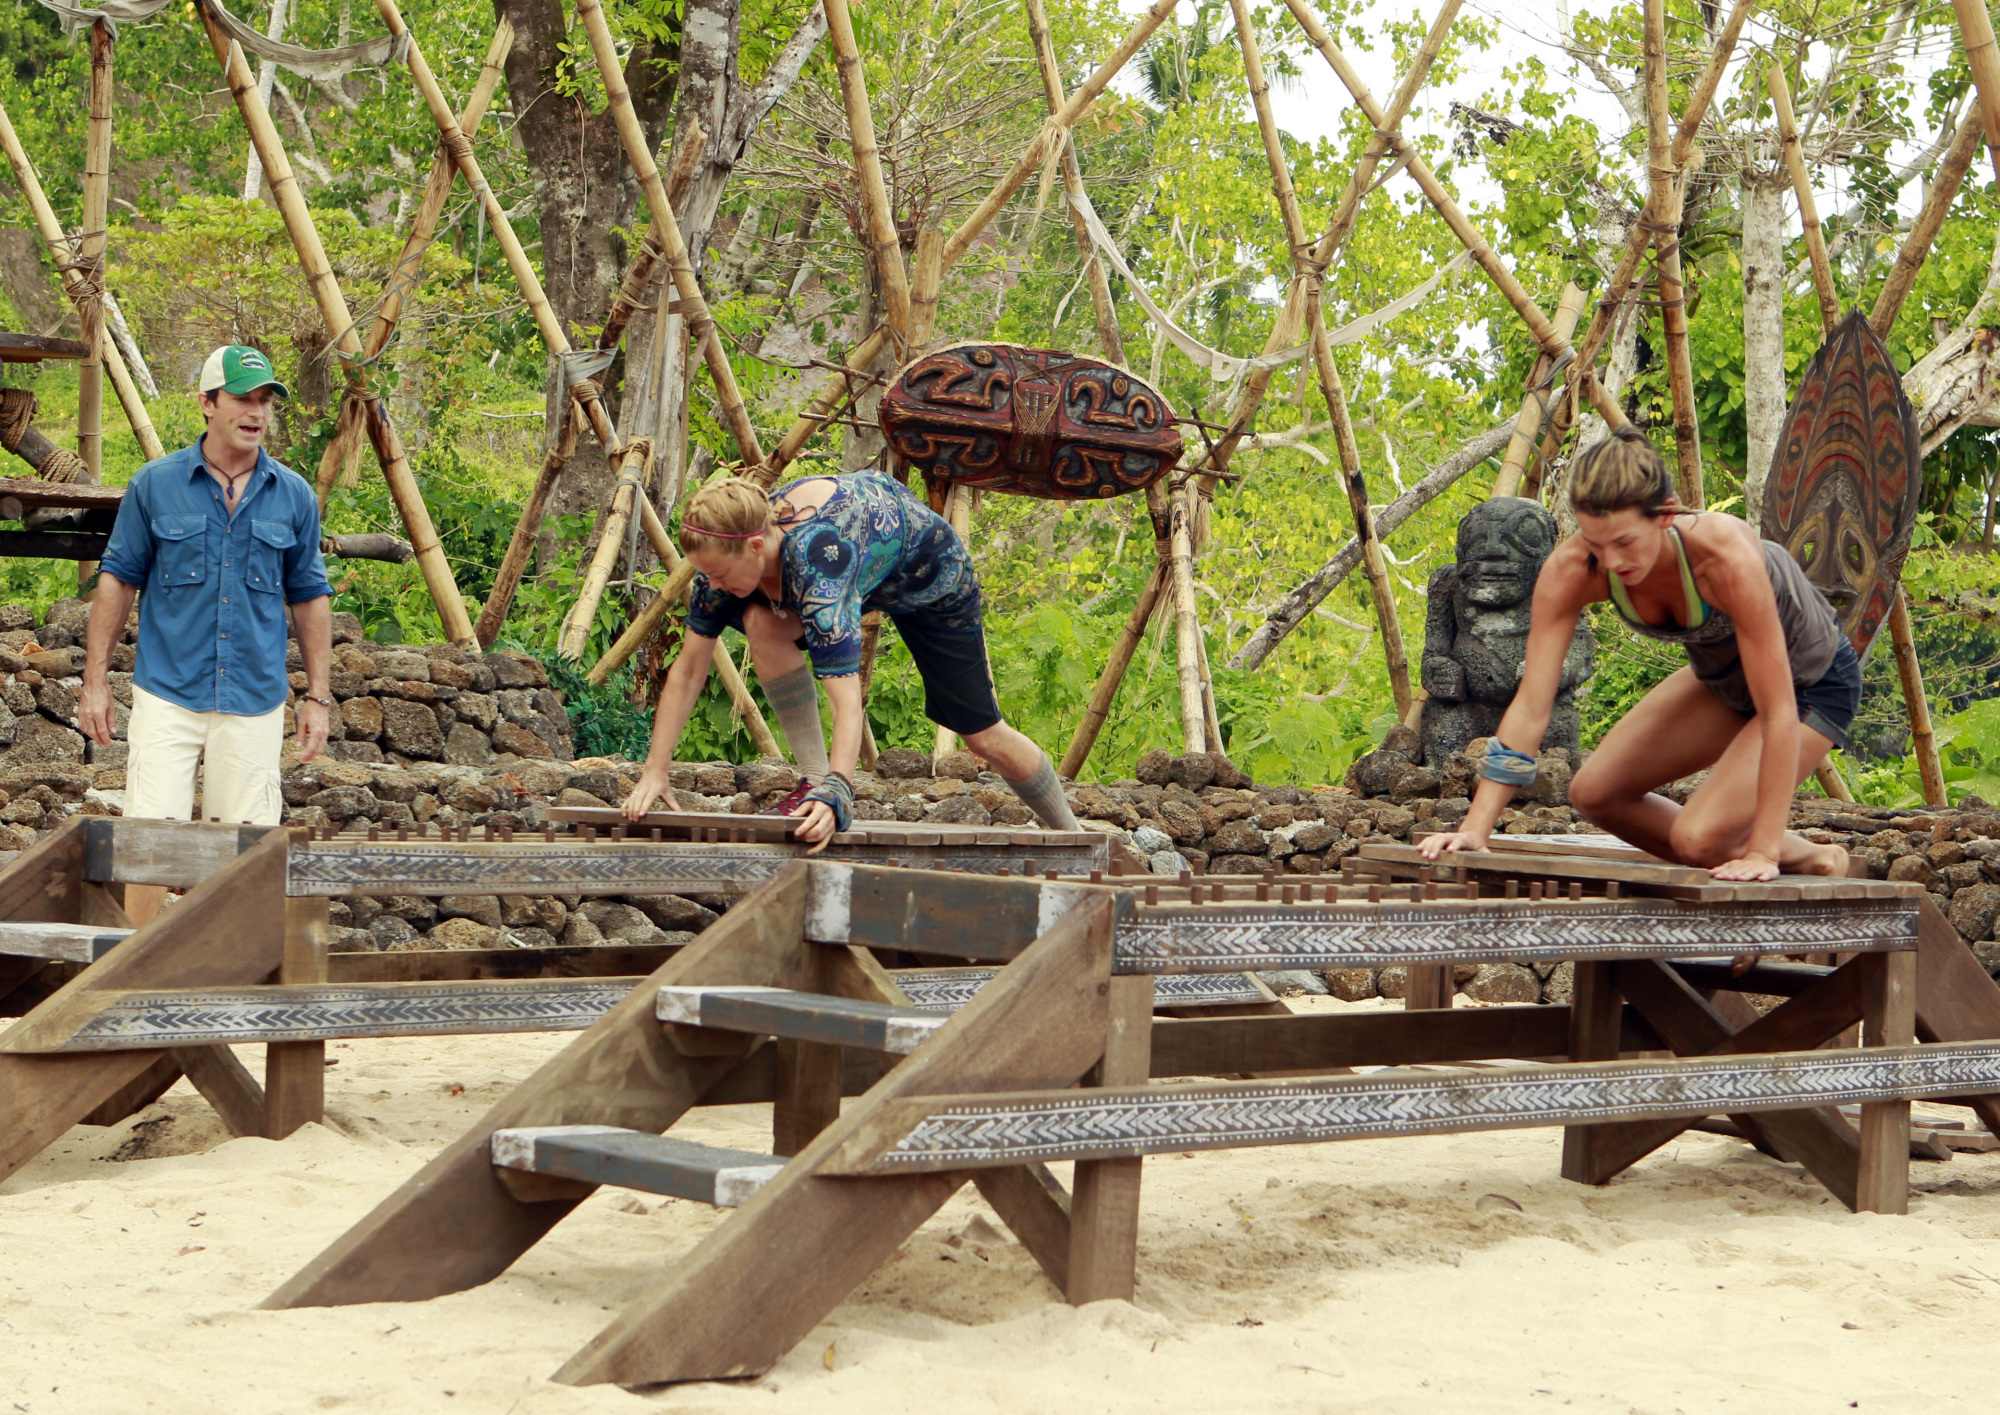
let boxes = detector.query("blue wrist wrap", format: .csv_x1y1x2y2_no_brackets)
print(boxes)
1481,739,1540,786
800,771,855,832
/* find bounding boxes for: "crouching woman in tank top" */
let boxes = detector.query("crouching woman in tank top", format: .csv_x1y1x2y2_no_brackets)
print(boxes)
1420,427,1861,882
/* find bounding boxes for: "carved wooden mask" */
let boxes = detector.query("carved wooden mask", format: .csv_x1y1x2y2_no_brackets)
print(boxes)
1761,310,1923,660
878,342,1183,500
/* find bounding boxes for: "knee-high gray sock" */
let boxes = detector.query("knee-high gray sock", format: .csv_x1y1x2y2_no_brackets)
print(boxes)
762,665,829,780
1008,752,1079,830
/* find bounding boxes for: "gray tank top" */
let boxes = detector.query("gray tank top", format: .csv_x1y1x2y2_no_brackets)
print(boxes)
1608,532,1843,715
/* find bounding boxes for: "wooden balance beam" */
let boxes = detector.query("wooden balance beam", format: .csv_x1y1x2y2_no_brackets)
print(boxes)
264,858,1990,1386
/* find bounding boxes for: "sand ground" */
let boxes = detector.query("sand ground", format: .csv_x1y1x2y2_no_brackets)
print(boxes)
5,1001,2000,1415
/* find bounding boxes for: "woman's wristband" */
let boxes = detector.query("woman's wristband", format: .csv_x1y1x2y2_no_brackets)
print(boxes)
1480,738,1539,786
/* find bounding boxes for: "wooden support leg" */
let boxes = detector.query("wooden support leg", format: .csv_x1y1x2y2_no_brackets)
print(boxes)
265,896,328,1139
1560,960,1622,1183
772,943,843,1156
1404,964,1453,1011
1857,950,1915,1215
178,1045,268,1137
80,1052,181,1126
1067,972,1153,1304
1911,896,2000,1136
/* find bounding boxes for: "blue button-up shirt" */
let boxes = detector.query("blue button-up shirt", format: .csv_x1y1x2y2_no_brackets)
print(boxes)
99,438,333,716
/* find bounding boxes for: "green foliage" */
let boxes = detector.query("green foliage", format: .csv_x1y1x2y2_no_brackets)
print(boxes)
1834,698,2000,810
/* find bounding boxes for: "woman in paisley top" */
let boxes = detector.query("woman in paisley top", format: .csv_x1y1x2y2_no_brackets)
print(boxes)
621,472,1080,846
1419,428,1859,883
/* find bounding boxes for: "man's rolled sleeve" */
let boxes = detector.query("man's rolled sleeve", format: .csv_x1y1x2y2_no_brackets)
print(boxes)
282,491,333,604
98,476,155,589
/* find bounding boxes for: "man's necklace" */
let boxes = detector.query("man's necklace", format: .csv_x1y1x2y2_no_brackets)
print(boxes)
204,455,254,507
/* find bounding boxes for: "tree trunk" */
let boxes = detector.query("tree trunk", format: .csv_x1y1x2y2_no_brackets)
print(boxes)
498,0,680,563
1741,168,1787,519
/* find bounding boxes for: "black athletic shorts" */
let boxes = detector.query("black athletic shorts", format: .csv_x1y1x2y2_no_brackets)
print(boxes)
781,598,1004,738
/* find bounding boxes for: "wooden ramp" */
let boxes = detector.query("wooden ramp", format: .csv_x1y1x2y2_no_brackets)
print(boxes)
265,856,2000,1387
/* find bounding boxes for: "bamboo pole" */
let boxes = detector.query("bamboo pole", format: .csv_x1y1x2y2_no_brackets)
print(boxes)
633,496,782,758
1196,0,1472,497
1057,563,1167,778
1535,0,1754,470
363,19,512,363
1233,0,1411,718
1167,483,1207,754
1493,284,1586,496
1870,105,1986,336
1024,0,1124,364
319,21,512,514
564,0,766,468
1888,589,1947,806
0,101,161,462
476,125,706,644
559,438,659,659
1767,62,1842,333
941,0,1180,270
586,0,1181,686
78,20,111,492
477,400,583,647
1281,0,1625,432
823,0,912,349
1950,0,2000,184
200,14,476,646
1645,0,1702,506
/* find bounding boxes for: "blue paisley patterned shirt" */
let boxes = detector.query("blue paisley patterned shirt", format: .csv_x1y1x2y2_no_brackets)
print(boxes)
685,473,980,677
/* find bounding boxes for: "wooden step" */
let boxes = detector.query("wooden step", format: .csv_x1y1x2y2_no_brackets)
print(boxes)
818,1041,2000,1174
891,966,1267,1013
657,985,943,1055
490,1126,785,1207
0,919,129,963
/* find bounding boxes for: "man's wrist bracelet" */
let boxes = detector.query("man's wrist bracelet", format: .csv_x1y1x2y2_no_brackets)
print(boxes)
302,694,334,709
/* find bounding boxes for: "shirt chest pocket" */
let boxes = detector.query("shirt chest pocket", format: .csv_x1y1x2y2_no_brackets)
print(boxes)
150,515,208,587
243,519,295,593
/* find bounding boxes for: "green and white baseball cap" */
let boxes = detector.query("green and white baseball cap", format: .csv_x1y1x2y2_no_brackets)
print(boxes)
198,344,289,398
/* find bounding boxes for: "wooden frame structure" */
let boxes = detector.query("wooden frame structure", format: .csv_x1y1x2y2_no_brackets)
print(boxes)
0,812,1110,1181
259,837,2000,1385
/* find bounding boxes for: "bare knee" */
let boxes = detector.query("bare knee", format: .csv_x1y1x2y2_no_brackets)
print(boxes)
1566,761,1620,823
1668,812,1742,868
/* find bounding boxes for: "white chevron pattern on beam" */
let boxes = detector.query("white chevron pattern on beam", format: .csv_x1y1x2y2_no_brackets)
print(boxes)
838,1042,2000,1171
1112,897,1919,972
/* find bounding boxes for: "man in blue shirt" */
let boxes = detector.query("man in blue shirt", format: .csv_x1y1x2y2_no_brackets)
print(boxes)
79,344,334,925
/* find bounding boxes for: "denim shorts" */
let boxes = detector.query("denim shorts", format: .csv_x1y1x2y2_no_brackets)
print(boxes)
1793,639,1864,749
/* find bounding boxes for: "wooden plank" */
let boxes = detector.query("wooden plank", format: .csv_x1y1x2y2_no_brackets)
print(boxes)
80,1052,181,1126
659,985,944,1056
771,945,844,1158
285,837,1104,898
329,943,677,983
0,918,129,963
1067,972,1152,1303
1857,950,1916,1214
1588,959,1865,1206
0,816,85,931
1118,894,1922,973
0,332,90,362
0,829,287,1182
491,1127,785,1207
552,892,1123,1386
174,1044,268,1138
82,817,271,888
1404,964,1453,1010
12,978,644,1050
1910,895,2000,1138
818,1042,2000,1175
1561,961,1624,1183
264,863,811,1310
0,531,111,560
1361,842,1917,900
1669,957,1833,996
892,966,1269,1013
266,896,329,1139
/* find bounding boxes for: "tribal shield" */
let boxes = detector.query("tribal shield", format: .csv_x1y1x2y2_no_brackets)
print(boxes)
1761,310,1923,659
878,342,1183,500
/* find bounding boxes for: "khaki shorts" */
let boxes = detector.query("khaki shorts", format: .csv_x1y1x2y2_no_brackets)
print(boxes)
124,684,285,825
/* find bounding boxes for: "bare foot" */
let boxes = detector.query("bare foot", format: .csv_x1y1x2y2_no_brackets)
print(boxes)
1794,841,1849,878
